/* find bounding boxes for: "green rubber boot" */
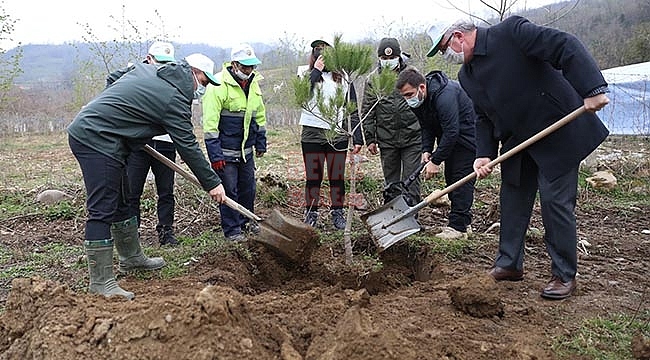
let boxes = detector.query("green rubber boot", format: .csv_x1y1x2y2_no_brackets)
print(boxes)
85,239,134,300
111,216,166,273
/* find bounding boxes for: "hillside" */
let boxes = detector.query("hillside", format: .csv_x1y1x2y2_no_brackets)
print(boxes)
4,0,649,85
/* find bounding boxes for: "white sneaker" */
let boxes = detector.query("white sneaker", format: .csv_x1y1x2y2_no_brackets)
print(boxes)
435,226,467,240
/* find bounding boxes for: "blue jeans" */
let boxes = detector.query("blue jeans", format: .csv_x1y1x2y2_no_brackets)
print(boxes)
68,136,130,240
216,155,256,237
126,139,176,227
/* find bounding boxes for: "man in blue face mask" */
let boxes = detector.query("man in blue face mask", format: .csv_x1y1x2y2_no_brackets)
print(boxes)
396,66,478,240
202,43,267,242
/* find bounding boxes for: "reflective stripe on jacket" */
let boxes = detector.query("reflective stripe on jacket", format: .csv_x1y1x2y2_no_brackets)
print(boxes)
203,63,267,162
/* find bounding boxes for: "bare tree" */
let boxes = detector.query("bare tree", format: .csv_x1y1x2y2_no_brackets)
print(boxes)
441,0,581,25
0,2,23,111
71,5,179,108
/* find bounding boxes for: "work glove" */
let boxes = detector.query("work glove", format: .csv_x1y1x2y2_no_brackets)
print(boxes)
256,151,265,158
211,160,226,171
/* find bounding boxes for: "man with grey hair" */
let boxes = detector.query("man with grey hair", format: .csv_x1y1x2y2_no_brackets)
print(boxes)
426,16,609,300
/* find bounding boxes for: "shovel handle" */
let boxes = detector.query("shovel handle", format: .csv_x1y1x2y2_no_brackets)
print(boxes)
143,144,262,222
426,106,586,203
384,106,586,228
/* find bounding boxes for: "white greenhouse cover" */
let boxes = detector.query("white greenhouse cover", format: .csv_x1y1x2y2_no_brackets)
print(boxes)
599,61,650,135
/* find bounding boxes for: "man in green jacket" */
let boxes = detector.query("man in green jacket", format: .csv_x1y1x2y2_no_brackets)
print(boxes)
362,38,422,206
67,53,224,300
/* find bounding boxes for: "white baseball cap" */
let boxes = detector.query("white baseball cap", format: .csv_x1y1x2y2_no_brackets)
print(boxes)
185,53,220,86
148,41,175,62
230,43,261,66
426,21,454,57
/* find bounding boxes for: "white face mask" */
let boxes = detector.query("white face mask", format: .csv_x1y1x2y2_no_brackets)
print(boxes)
442,41,464,64
380,57,400,70
193,72,206,99
233,64,251,80
406,88,424,108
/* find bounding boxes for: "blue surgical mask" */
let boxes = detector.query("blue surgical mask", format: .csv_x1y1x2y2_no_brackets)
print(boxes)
406,88,424,108
380,57,400,70
193,72,206,99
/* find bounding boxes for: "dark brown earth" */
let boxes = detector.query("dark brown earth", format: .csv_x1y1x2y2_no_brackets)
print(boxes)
0,135,649,359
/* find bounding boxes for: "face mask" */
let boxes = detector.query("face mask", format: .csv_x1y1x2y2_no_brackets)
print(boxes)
193,72,206,99
234,68,251,81
313,48,322,59
442,41,464,64
406,88,424,108
380,58,400,70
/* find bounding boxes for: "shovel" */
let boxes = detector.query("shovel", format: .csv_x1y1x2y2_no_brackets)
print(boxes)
361,106,587,252
382,160,427,206
143,144,318,264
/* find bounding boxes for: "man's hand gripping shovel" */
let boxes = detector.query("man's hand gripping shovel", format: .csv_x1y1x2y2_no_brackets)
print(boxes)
143,145,318,264
361,106,587,252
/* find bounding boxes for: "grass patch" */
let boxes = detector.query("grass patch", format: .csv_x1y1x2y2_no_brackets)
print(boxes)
553,311,650,360
0,242,84,281
130,230,255,280
257,186,287,207
405,234,474,260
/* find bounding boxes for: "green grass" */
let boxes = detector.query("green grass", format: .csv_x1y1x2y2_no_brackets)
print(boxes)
553,311,650,360
405,234,475,260
0,242,84,280
130,230,253,280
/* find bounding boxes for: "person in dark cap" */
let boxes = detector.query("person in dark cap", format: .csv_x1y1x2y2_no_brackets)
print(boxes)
362,37,422,208
67,53,225,300
298,38,363,230
427,17,610,299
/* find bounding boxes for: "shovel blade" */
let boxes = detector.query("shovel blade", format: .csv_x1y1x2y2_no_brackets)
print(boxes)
360,196,421,252
254,209,319,264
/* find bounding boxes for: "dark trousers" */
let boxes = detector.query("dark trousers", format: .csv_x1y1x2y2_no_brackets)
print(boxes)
444,144,475,232
126,139,176,227
69,136,130,240
380,143,422,205
496,152,578,282
217,155,256,237
301,141,347,211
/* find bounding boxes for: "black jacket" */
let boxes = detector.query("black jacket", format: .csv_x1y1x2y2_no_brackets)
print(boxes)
411,70,476,166
459,16,609,184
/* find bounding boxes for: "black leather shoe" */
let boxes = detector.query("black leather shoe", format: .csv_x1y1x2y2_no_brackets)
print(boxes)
488,266,524,281
541,276,576,300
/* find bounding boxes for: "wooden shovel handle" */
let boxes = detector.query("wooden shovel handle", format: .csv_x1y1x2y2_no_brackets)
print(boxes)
423,106,587,204
143,144,262,222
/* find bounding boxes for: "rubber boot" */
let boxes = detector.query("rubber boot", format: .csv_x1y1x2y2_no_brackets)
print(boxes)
112,216,166,273
85,239,134,300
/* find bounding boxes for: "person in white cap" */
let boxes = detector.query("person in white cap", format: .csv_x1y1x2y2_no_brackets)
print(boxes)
427,17,610,300
113,41,183,247
202,43,267,242
67,51,223,300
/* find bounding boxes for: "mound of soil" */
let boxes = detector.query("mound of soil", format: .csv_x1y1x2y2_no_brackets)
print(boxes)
1,136,649,359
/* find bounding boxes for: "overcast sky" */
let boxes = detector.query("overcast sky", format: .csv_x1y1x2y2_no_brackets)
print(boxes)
3,0,560,50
